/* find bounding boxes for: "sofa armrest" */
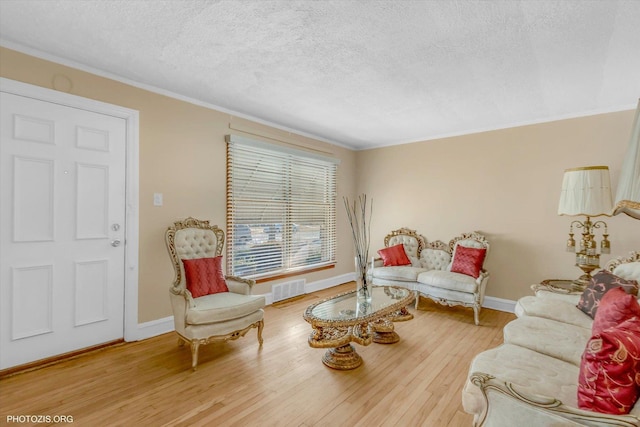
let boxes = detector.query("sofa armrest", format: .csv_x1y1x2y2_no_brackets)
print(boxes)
225,275,256,295
468,372,640,427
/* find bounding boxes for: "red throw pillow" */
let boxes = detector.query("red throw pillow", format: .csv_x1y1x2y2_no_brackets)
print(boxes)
577,270,639,319
592,286,640,335
577,316,640,415
378,244,411,267
182,256,229,298
450,246,486,279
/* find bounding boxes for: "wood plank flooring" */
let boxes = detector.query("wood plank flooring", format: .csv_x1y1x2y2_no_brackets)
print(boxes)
0,283,515,426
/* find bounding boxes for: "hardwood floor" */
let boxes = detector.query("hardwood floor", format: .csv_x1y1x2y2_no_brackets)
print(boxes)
0,283,515,426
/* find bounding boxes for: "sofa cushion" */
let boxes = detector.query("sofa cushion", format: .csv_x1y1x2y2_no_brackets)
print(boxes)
372,266,427,282
417,270,478,293
592,286,640,335
465,344,580,410
448,238,487,271
503,316,591,366
415,284,477,304
420,248,450,271
578,316,640,415
576,270,639,319
378,243,411,267
613,261,640,290
186,292,266,325
386,234,421,262
450,246,486,279
182,256,228,298
533,290,581,304
515,296,593,329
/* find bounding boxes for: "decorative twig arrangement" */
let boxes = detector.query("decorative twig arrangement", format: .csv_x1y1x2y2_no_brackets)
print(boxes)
344,194,373,287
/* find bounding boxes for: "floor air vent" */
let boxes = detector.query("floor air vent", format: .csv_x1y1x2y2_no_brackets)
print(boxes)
272,279,306,303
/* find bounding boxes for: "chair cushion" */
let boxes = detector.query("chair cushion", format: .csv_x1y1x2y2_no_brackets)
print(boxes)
186,292,266,325
182,309,264,341
578,316,640,415
372,266,427,282
450,246,486,279
417,270,478,293
576,270,639,319
378,244,411,266
182,256,228,298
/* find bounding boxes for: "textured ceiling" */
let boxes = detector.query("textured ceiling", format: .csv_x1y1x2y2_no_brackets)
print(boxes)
1,0,639,150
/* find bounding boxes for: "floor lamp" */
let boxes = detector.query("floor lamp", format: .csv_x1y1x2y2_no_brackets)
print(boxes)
558,166,613,288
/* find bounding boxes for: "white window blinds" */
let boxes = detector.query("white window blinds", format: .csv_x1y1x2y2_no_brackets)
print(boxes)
226,135,338,279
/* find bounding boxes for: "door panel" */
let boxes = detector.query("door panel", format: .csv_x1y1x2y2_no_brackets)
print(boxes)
13,156,55,241
0,91,127,369
11,264,53,340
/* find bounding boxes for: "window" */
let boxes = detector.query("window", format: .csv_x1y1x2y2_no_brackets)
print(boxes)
226,135,338,279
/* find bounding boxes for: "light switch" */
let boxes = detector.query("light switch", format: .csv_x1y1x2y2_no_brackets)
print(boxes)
153,193,163,206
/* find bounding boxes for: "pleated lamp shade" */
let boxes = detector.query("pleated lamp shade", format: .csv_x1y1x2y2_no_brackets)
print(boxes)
612,99,640,219
558,166,613,217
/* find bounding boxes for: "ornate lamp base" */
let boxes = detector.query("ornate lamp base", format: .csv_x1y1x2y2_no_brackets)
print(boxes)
572,263,598,289
571,275,591,290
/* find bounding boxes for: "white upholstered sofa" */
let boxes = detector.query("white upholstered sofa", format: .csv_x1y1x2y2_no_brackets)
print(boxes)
462,251,640,427
369,228,490,325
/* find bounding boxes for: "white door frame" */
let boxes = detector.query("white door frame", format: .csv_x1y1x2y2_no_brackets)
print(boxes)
0,77,140,342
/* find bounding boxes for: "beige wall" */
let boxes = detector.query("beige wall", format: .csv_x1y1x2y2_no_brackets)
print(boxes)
2,46,638,320
357,113,640,301
0,47,357,323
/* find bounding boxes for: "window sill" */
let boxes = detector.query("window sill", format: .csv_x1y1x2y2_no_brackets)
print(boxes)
254,263,335,284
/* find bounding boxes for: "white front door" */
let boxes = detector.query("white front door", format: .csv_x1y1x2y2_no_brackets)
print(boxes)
0,91,127,369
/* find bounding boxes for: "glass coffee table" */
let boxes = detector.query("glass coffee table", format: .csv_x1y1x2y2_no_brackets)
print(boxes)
303,285,414,370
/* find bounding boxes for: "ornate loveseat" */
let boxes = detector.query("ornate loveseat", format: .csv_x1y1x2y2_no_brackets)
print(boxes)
462,251,640,427
369,228,490,325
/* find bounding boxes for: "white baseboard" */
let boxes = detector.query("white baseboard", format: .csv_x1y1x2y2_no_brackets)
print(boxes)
482,296,516,313
127,315,174,342
129,273,355,342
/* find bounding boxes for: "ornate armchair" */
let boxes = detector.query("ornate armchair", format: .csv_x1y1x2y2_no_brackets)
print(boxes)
165,217,265,370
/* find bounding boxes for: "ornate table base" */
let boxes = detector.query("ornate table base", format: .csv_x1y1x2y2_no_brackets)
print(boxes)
372,330,400,344
371,307,412,344
304,289,415,370
322,344,363,370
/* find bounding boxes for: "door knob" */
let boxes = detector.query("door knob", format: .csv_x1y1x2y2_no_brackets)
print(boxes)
111,239,121,247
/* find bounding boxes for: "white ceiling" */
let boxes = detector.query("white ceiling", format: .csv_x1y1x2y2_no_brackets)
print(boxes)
1,1,639,150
